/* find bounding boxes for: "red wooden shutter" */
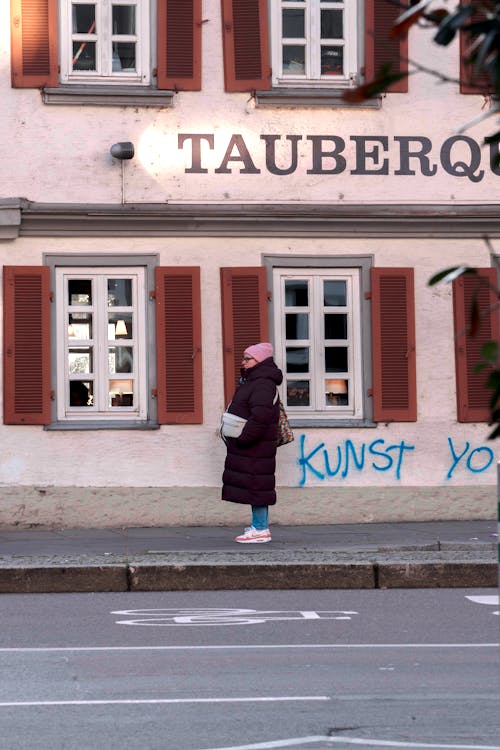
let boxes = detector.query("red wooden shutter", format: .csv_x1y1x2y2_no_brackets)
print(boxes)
221,0,271,92
3,266,51,425
365,0,408,93
157,0,202,90
453,269,499,422
155,267,203,424
220,267,269,405
10,0,58,88
459,1,492,94
371,268,417,421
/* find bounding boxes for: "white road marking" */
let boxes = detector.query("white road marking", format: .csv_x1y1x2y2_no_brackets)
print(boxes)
465,596,499,605
110,608,358,626
0,643,497,653
199,736,500,750
465,595,499,615
0,696,329,708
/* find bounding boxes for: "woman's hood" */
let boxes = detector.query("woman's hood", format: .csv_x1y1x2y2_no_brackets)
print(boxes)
241,357,283,386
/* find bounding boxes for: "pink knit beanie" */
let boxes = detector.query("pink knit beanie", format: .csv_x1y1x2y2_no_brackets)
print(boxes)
244,342,274,363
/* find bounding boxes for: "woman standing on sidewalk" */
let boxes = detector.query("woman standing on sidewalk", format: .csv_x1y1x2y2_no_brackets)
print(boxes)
222,342,283,543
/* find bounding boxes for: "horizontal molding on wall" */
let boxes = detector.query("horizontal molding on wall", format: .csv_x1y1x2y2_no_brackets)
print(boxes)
0,198,22,239
3,199,500,238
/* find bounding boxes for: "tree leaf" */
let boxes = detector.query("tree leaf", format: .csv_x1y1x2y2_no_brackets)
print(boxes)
434,5,474,46
428,266,473,285
481,340,499,363
487,424,500,440
391,0,433,38
342,70,409,102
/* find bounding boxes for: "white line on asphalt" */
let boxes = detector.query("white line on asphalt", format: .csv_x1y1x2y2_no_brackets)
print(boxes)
465,596,499,605
0,643,497,653
199,735,500,750
0,696,330,708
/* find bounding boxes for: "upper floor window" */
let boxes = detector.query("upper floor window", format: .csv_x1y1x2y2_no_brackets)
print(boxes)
10,0,202,96
221,0,408,96
60,0,150,84
271,0,358,88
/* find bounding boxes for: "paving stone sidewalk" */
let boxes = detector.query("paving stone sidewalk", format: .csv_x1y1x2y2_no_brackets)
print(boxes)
0,520,497,593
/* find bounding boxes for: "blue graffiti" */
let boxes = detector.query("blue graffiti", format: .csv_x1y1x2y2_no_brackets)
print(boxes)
298,435,415,486
446,437,494,479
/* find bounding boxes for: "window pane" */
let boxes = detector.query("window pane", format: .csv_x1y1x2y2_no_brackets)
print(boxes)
283,45,305,74
325,346,348,372
72,4,95,33
286,313,309,339
324,313,347,339
285,280,308,306
324,280,346,306
68,313,92,340
68,279,92,306
73,41,96,71
282,9,304,37
287,380,309,406
321,45,343,75
321,9,343,38
112,42,136,72
325,378,349,406
108,313,133,340
286,347,309,372
69,347,93,374
108,346,133,373
110,379,134,407
108,279,132,307
69,380,92,407
113,5,136,34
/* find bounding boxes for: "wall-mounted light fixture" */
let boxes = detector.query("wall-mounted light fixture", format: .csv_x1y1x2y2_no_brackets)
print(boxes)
110,141,135,160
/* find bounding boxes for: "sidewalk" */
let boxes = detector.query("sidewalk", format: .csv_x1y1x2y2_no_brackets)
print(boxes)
0,520,497,593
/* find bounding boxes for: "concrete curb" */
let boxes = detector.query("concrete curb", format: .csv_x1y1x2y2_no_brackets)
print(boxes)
0,566,127,594
377,562,498,589
128,563,375,591
0,561,496,593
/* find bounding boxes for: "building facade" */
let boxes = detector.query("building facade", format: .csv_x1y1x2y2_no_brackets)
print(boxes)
1,0,499,528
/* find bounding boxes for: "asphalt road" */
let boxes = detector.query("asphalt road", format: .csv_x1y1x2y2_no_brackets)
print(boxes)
0,589,498,750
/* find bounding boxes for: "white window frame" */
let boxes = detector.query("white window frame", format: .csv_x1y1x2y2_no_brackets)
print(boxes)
273,267,363,420
270,0,359,88
60,0,150,85
55,266,147,422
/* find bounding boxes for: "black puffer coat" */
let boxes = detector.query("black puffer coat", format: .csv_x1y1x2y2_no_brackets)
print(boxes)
222,357,283,506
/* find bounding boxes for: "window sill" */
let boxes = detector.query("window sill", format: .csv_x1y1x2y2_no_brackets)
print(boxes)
255,88,381,108
289,419,377,428
43,85,174,107
45,420,160,431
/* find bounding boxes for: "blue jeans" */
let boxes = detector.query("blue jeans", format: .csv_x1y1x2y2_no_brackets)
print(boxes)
251,505,269,530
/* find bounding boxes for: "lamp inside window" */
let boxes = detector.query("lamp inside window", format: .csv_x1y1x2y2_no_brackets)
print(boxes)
326,378,348,405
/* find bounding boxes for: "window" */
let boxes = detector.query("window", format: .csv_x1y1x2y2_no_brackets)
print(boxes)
55,267,147,421
219,262,417,426
274,268,363,418
59,0,149,85
2,261,203,427
10,0,202,97
221,0,408,96
271,0,358,88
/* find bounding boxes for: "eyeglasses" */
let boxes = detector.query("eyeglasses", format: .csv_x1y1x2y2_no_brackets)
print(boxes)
242,356,255,362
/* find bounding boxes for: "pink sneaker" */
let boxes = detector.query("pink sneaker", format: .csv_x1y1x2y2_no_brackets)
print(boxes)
235,527,271,544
